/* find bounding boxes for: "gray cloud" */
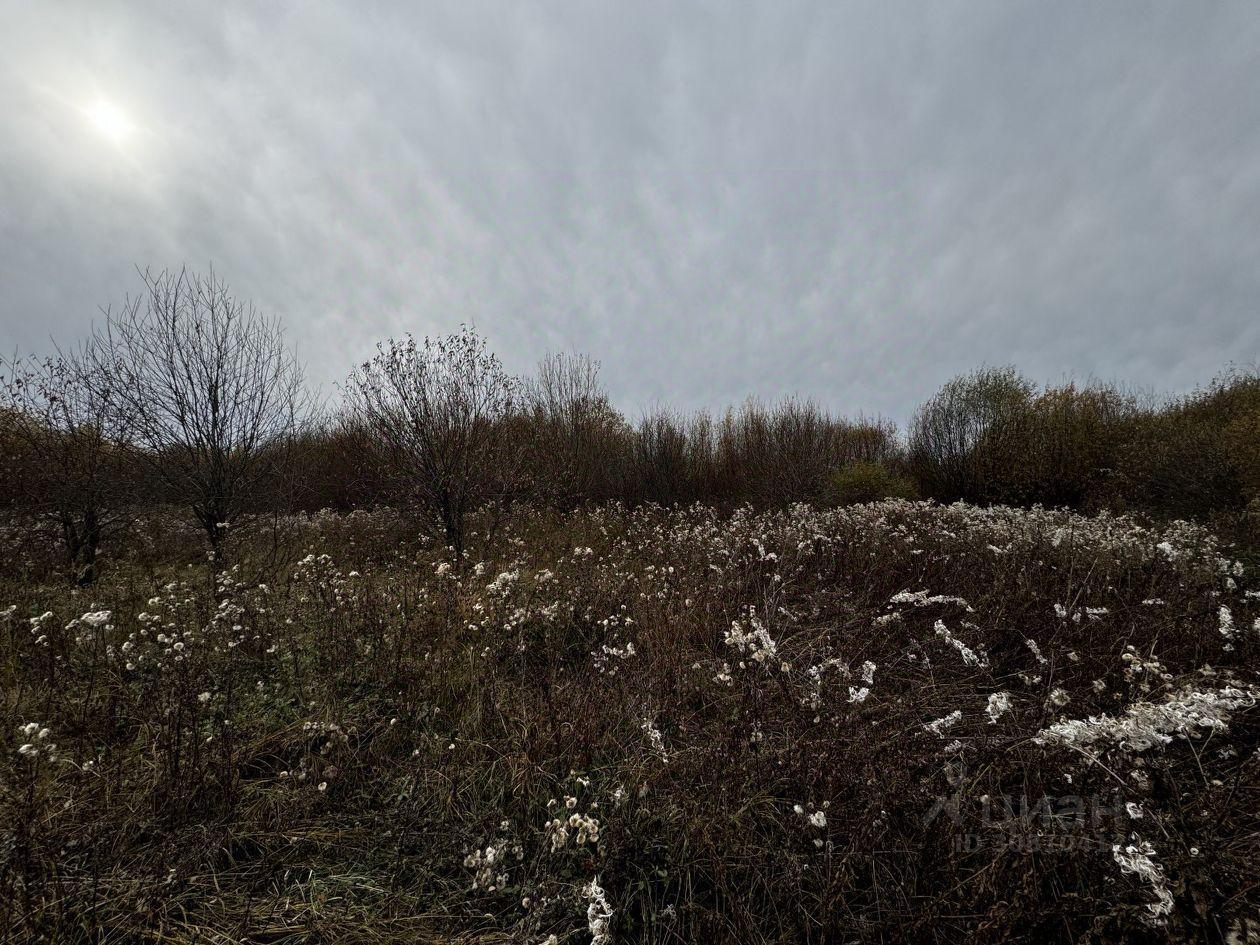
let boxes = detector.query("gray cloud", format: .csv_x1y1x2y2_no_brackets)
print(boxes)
2,1,1258,423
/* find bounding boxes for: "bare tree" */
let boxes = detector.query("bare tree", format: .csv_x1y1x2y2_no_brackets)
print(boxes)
0,351,129,584
345,327,519,559
524,352,628,507
87,267,307,564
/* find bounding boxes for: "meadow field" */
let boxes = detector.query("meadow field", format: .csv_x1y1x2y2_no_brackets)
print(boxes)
3,498,1258,943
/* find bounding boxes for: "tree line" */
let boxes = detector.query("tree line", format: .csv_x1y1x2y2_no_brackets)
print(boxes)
3,266,1258,583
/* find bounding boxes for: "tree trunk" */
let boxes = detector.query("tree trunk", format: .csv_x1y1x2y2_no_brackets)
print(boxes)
438,493,463,562
196,507,227,568
75,509,100,586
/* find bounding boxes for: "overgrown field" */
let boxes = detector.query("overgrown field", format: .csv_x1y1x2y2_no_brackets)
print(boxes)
2,500,1259,943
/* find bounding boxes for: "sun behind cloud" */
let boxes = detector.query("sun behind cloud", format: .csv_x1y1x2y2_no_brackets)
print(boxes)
84,99,135,144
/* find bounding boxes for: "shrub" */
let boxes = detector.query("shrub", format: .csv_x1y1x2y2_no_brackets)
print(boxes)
825,460,918,505
907,366,1036,504
1111,369,1260,520
909,369,1141,511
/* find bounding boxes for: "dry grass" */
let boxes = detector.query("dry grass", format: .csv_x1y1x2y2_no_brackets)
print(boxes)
2,499,1259,943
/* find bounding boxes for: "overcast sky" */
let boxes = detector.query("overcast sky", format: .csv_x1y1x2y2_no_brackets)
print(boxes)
2,2,1258,423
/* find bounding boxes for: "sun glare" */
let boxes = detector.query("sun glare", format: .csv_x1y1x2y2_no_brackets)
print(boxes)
85,100,135,143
